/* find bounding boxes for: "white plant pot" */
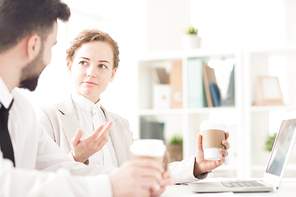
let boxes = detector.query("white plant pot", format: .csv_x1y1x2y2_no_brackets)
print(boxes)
182,34,201,49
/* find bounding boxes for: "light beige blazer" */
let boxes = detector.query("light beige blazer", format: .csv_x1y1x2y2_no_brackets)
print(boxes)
37,96,208,183
37,97,133,166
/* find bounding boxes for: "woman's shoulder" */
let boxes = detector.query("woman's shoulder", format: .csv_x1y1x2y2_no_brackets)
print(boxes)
39,97,73,116
101,106,129,125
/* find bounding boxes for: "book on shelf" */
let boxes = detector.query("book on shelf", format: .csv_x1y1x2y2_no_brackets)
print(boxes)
223,65,235,106
169,61,183,108
187,58,207,108
209,83,221,107
202,64,218,107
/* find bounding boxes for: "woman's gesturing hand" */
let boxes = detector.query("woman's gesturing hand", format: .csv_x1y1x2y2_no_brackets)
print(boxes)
71,121,113,163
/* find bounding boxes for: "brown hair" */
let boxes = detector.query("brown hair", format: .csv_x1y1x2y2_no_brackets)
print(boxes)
66,29,120,69
0,0,70,53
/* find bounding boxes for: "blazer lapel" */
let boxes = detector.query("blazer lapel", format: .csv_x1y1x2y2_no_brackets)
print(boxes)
58,98,80,145
101,106,127,166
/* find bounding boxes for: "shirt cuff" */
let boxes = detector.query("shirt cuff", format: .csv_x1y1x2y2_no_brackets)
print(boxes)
68,151,89,165
195,170,212,180
84,159,89,165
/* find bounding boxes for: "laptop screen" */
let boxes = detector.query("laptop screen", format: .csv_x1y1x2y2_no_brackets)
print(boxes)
265,119,296,177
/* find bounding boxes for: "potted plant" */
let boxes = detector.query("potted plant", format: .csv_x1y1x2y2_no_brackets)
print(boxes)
265,133,277,152
182,25,201,49
166,135,183,162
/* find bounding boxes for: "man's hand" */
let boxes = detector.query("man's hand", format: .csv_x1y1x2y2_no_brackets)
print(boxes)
109,160,174,197
70,121,113,163
150,170,175,196
194,132,230,177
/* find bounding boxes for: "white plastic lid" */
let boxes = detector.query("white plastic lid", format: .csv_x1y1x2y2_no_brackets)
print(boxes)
130,139,166,157
199,120,227,131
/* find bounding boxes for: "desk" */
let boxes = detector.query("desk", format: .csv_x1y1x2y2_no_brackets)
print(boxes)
161,178,296,197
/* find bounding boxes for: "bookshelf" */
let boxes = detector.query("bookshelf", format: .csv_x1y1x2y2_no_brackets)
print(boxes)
136,45,296,179
243,44,296,178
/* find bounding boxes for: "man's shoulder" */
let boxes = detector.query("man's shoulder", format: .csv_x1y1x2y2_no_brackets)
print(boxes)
12,88,29,101
10,88,38,123
11,88,34,111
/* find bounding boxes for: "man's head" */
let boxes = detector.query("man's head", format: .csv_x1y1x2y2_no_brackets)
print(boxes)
0,0,70,53
0,0,71,91
66,29,120,70
19,22,58,91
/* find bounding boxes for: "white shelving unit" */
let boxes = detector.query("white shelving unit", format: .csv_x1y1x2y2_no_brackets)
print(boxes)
136,45,296,178
243,45,296,178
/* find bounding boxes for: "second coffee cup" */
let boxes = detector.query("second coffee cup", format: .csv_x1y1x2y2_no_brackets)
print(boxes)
200,120,227,160
130,139,168,170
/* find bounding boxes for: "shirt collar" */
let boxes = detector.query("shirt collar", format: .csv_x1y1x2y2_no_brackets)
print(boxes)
72,93,101,112
0,76,13,109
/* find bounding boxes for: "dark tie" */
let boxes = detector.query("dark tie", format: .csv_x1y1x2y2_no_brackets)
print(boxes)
0,100,15,166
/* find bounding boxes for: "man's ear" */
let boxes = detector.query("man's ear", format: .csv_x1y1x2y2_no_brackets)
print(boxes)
67,60,73,76
26,34,41,60
109,68,117,82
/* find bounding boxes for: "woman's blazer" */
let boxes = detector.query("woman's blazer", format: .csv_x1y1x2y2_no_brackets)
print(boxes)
37,96,208,183
37,96,133,166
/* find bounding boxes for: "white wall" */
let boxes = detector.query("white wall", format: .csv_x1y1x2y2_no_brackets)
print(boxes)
21,0,296,136
21,0,148,134
146,0,191,51
190,0,286,48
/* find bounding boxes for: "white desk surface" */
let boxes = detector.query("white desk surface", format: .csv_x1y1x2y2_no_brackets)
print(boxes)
161,178,296,197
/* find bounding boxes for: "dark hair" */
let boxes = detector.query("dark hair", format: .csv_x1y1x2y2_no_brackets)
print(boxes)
0,0,71,53
66,29,120,70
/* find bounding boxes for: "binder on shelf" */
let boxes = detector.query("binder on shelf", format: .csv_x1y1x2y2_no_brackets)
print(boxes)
187,58,207,108
202,64,218,107
209,83,221,107
153,67,169,84
153,84,171,109
223,65,235,106
152,67,171,109
170,61,183,108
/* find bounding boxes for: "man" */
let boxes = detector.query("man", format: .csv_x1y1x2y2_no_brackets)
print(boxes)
0,0,172,196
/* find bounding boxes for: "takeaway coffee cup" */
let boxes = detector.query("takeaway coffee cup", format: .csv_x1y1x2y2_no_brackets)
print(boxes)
130,139,169,170
200,120,227,160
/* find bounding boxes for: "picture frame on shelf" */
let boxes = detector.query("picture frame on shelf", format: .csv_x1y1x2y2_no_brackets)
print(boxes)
253,76,283,106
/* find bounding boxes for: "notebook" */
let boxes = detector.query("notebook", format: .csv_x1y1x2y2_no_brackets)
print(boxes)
189,118,296,193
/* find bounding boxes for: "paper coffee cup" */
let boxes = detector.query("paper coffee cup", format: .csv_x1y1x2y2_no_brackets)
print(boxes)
130,139,167,169
200,120,227,160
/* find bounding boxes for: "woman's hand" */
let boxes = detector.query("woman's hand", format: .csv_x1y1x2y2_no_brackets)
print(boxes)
70,121,113,163
193,132,230,176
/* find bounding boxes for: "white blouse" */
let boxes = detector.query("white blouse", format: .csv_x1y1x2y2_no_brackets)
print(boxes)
72,94,118,167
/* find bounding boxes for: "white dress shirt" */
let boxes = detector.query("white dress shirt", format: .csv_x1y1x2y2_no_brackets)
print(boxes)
0,77,114,196
72,94,118,167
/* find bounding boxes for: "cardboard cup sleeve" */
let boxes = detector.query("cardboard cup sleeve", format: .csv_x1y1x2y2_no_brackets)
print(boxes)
202,129,225,149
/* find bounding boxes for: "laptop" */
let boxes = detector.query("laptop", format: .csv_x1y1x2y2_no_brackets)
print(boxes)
189,118,296,193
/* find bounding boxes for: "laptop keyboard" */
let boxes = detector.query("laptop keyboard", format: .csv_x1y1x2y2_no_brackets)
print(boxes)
222,181,265,188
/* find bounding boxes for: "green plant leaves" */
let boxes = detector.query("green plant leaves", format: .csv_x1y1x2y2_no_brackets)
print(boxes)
265,133,277,152
186,26,198,35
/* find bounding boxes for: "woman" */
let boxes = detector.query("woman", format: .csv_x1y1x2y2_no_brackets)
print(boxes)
38,29,230,183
